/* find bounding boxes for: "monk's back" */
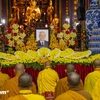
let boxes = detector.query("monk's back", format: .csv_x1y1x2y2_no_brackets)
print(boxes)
7,93,45,100
55,76,83,97
0,72,10,89
77,90,92,100
55,90,88,100
37,67,59,94
84,69,100,94
1,74,37,100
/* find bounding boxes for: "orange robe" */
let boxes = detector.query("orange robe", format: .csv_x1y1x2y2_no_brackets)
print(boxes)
55,90,87,100
55,77,83,97
7,90,45,100
1,74,37,100
84,68,100,95
0,72,10,89
0,72,10,100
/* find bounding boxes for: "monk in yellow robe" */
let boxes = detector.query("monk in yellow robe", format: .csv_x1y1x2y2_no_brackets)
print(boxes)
55,72,92,100
84,59,100,95
0,64,10,100
7,72,45,100
91,78,100,100
1,64,37,100
55,64,83,97
37,61,59,99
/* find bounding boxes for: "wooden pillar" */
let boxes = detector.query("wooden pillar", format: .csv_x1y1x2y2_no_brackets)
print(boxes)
85,0,90,10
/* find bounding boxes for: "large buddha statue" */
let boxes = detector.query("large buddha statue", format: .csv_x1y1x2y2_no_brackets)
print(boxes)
25,0,41,25
47,0,54,23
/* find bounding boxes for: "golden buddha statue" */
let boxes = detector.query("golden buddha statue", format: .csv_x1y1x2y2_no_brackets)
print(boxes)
52,14,59,30
9,13,16,25
12,0,19,22
47,0,54,23
25,0,41,25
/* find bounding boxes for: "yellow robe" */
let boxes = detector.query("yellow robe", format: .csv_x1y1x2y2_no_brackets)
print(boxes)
84,68,100,95
37,67,59,94
55,77,83,97
1,74,37,100
7,90,45,100
55,90,87,100
91,78,100,100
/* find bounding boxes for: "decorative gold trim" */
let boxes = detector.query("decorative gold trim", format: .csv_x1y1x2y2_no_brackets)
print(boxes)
80,21,86,51
59,0,62,29
73,0,78,25
66,0,69,16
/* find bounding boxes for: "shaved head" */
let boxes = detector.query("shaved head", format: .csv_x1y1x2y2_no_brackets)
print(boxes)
66,64,75,73
93,59,100,68
45,61,51,67
68,72,80,87
18,72,32,88
15,63,25,73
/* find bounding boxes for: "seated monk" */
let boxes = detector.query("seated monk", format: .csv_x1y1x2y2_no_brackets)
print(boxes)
0,64,10,100
7,72,45,100
84,59,100,95
55,64,83,97
55,72,92,100
1,64,37,100
37,61,59,99
0,64,10,89
91,77,100,100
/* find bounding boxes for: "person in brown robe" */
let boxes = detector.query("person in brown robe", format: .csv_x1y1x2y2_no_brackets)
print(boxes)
1,63,37,100
7,72,45,100
55,72,92,100
55,64,83,98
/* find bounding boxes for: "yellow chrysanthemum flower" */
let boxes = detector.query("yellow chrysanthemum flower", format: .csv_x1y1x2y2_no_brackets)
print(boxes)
37,48,50,58
63,23,70,30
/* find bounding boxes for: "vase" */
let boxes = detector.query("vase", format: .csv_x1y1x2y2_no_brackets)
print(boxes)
86,0,100,54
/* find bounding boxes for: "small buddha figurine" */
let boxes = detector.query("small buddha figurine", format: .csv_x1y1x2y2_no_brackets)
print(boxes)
26,0,41,25
9,14,16,25
47,0,54,23
52,14,59,30
12,0,19,22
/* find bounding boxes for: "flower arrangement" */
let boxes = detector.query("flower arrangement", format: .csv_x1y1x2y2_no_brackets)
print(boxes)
57,23,77,50
15,33,37,52
0,48,96,69
49,29,59,49
6,21,26,47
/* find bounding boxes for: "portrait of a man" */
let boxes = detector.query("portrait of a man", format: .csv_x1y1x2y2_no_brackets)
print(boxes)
36,29,49,48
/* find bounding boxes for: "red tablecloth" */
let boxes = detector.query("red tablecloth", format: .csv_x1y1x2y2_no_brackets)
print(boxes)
1,64,94,84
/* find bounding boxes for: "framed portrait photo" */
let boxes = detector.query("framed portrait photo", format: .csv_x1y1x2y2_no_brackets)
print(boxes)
35,28,50,48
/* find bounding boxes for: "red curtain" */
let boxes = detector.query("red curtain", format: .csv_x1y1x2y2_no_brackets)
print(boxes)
1,64,94,85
